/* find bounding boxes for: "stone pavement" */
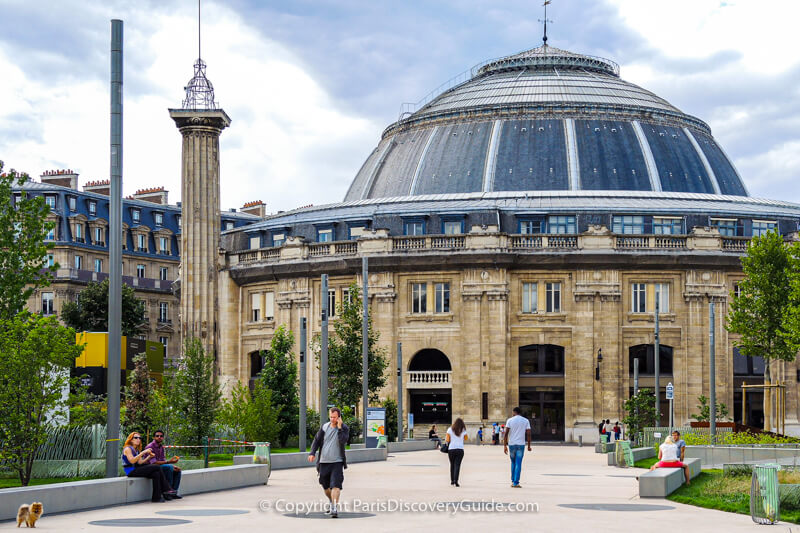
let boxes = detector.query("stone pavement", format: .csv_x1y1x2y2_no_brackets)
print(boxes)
1,445,791,532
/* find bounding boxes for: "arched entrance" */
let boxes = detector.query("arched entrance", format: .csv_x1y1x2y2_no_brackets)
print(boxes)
518,344,565,441
629,344,673,426
407,349,452,426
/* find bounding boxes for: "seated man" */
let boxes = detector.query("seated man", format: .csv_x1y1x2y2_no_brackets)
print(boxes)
649,436,690,485
145,430,183,498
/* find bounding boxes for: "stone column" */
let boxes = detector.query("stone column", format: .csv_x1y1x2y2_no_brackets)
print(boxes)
169,109,231,362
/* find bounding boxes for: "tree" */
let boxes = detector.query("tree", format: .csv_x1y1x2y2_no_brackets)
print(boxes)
170,337,221,445
0,162,57,320
125,353,154,436
244,379,281,444
61,279,146,337
382,397,398,442
68,387,106,428
0,314,83,485
622,388,657,446
690,395,730,422
258,325,298,447
216,381,252,441
324,283,388,412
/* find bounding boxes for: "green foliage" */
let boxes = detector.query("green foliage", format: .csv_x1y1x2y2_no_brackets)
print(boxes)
305,407,321,442
257,325,298,447
68,387,106,428
784,242,800,354
382,397,398,442
0,314,83,485
169,337,221,445
0,162,58,320
322,283,388,413
216,381,252,441
684,431,800,445
726,230,800,381
60,279,146,337
245,380,281,444
147,373,176,441
691,395,731,422
124,354,154,436
341,405,362,444
622,388,657,445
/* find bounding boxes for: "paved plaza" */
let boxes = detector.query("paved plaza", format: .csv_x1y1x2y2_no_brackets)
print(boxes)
1,446,788,532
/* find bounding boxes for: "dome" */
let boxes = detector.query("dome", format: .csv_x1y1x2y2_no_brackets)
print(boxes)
345,44,747,201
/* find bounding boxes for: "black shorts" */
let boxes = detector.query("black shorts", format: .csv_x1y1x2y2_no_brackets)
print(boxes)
318,462,344,489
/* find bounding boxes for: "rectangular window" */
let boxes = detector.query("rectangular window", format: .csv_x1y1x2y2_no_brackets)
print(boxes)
265,292,274,320
654,283,670,313
632,283,647,313
74,255,82,269
752,221,777,237
88,201,97,215
545,282,561,312
159,302,168,322
159,336,168,352
411,283,427,313
249,235,261,249
733,283,742,299
160,267,168,281
317,229,333,242
653,217,683,235
519,220,542,234
75,223,83,240
154,212,163,226
136,264,145,278
159,236,168,253
94,258,103,273
443,221,462,235
68,196,76,211
45,196,56,208
132,209,140,223
435,282,450,313
46,254,54,267
522,282,538,313
612,215,645,234
547,215,576,234
41,292,54,315
348,226,365,240
46,228,55,241
404,221,425,236
251,293,261,321
137,234,146,251
711,218,736,237
225,221,235,231
94,227,103,244
272,233,285,247
328,289,337,316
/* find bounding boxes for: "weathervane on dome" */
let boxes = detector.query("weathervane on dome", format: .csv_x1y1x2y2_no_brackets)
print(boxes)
539,0,554,47
181,0,218,110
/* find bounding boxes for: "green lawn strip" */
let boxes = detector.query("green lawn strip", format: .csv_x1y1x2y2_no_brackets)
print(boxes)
0,476,96,490
634,457,658,469
666,470,800,524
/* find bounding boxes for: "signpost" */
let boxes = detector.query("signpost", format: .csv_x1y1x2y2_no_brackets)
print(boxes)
666,382,674,433
366,407,386,448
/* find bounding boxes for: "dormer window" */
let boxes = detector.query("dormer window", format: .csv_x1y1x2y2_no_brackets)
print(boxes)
404,220,425,236
177,215,181,229
45,196,56,209
88,201,97,216
317,228,333,242
225,221,235,231
154,212,163,226
68,196,77,211
272,233,285,247
94,227,104,245
137,233,146,251
132,209,140,223
249,235,261,249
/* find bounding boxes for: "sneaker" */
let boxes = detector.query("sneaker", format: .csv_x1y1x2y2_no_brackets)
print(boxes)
512,484,521,488
331,505,338,518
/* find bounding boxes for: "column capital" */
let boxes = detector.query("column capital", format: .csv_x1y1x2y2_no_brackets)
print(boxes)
169,109,231,133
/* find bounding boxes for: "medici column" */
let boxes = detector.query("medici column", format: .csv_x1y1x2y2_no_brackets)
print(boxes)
169,58,230,361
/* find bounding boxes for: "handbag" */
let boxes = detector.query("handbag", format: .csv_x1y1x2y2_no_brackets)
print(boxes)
440,442,449,453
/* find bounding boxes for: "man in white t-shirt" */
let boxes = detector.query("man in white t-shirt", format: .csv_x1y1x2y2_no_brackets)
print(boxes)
503,407,532,488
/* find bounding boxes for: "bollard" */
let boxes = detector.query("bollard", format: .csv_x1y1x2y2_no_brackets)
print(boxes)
578,435,583,447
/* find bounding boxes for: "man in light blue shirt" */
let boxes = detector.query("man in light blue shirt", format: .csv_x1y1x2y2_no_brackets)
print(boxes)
503,406,532,488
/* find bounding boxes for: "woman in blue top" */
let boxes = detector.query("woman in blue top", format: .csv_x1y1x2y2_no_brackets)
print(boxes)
122,432,176,502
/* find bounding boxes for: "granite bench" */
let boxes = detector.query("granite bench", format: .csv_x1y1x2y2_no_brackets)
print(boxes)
607,446,656,466
639,458,701,498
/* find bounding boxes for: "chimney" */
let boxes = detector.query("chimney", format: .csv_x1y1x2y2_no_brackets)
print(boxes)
83,179,111,196
40,169,79,190
241,200,267,218
132,187,168,205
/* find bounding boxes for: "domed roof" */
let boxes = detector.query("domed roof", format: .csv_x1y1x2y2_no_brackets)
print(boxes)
345,44,747,201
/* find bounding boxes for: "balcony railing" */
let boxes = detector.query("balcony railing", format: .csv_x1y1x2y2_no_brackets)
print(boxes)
393,236,426,250
407,370,452,388
722,237,749,252
431,236,466,249
510,234,577,249
616,235,688,249
308,243,331,257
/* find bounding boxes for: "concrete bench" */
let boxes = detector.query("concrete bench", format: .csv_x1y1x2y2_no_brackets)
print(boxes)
270,447,387,470
639,458,701,498
0,464,269,521
607,446,656,466
387,440,437,453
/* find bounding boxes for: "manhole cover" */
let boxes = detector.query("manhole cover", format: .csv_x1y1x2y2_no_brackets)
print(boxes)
88,518,192,527
558,503,675,512
283,512,375,519
157,509,250,516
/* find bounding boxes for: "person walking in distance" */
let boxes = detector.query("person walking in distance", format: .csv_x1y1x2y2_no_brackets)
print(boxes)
446,418,468,487
504,407,532,488
308,407,350,518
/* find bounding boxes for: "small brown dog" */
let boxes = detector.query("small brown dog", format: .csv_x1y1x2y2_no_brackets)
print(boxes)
16,502,43,528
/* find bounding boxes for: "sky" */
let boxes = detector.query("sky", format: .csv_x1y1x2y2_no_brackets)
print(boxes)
1,0,798,213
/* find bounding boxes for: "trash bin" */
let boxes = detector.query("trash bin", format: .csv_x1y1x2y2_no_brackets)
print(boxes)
252,442,271,479
377,435,387,448
751,464,780,524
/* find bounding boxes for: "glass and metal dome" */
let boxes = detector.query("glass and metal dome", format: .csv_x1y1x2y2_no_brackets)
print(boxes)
345,44,747,201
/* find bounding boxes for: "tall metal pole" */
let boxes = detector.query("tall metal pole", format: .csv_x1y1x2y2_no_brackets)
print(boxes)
320,274,329,426
106,19,123,479
633,357,639,444
710,301,717,444
299,317,307,452
654,297,661,426
361,257,369,443
397,342,403,442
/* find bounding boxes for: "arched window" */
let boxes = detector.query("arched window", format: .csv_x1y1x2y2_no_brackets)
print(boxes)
628,344,673,375
519,344,564,375
408,349,452,371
